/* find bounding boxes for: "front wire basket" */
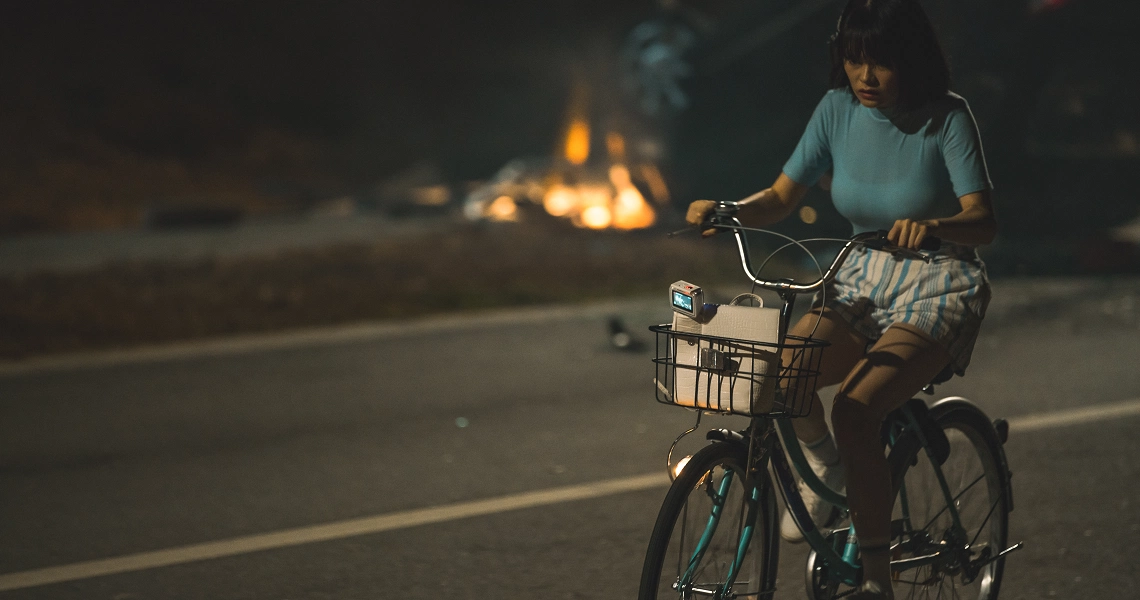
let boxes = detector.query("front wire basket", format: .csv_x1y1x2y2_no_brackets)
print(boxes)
651,324,828,418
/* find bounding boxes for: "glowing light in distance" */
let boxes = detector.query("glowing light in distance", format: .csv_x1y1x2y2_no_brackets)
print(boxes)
581,206,612,229
799,206,818,224
543,185,579,217
577,185,613,229
487,196,518,221
613,187,655,230
565,118,590,165
608,164,632,188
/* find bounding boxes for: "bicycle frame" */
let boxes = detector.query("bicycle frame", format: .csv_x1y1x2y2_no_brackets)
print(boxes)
675,469,765,597
676,399,975,596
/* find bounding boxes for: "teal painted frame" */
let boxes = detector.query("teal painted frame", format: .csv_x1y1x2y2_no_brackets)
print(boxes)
675,448,766,597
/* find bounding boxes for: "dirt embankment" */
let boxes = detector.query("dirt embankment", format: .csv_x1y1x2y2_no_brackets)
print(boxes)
0,220,751,360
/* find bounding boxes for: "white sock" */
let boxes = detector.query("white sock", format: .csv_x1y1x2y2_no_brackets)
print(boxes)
804,431,840,467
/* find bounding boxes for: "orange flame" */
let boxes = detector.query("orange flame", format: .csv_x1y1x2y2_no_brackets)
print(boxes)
565,118,590,165
535,164,657,229
515,103,657,230
542,184,579,217
576,185,613,229
609,165,655,230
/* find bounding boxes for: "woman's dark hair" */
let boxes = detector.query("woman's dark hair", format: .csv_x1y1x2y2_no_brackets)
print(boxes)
829,0,950,110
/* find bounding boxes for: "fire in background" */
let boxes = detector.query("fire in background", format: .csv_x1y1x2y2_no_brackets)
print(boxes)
466,85,668,230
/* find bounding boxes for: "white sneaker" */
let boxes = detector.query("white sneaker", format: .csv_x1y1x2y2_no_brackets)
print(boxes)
780,456,846,543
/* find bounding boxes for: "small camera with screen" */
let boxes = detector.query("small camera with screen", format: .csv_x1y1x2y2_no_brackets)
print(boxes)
670,280,706,320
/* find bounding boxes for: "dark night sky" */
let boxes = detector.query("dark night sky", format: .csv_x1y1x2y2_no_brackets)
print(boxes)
1,1,652,177
2,0,1137,246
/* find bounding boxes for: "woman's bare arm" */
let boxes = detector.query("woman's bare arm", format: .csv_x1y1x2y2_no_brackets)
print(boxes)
686,173,811,236
888,189,997,249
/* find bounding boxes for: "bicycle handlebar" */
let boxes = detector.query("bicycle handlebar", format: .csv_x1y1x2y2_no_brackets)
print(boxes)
703,201,942,295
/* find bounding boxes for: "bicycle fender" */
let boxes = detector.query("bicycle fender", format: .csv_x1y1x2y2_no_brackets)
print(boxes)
883,398,950,465
929,396,1016,513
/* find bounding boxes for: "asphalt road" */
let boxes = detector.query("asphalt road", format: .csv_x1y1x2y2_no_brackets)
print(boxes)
2,278,1139,599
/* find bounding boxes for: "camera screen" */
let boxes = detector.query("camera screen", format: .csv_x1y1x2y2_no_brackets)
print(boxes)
672,290,693,312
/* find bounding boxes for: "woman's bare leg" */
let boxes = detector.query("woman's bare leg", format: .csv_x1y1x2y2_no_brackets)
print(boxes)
778,308,871,541
830,324,952,597
782,308,869,443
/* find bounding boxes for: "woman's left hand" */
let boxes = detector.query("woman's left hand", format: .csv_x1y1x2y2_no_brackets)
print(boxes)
888,218,939,250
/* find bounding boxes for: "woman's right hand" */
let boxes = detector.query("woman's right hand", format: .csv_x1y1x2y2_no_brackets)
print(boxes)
685,176,807,236
685,200,718,238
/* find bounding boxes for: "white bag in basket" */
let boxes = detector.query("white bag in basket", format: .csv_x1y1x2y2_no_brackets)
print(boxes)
669,293,782,414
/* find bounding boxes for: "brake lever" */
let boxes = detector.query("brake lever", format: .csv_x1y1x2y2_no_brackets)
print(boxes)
865,230,941,263
892,247,933,263
669,201,743,237
666,220,727,238
667,216,736,238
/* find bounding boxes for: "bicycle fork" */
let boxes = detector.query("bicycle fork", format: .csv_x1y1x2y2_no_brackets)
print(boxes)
678,432,773,599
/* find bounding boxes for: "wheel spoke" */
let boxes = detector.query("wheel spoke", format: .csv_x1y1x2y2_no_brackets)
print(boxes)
885,407,1009,600
967,495,1003,549
919,472,985,533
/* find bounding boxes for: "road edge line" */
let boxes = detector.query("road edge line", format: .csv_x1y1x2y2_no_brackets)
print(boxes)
0,472,668,592
0,297,658,377
1006,397,1140,432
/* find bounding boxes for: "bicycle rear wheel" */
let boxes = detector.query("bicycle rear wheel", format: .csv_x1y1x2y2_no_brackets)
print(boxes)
889,400,1010,600
639,441,778,600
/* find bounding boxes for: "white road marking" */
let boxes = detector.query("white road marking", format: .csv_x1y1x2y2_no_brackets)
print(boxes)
0,473,668,592
1006,397,1140,432
2,397,1139,591
0,297,660,377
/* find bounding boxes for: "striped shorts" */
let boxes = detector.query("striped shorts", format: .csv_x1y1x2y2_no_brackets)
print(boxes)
812,243,991,375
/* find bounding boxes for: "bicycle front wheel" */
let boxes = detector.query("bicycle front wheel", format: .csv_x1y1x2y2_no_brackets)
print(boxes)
890,400,1011,600
639,441,778,600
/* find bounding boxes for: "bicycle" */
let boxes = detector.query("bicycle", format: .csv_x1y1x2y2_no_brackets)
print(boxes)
639,201,1021,599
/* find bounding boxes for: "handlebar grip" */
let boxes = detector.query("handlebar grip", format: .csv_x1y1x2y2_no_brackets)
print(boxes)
684,201,740,235
869,230,941,252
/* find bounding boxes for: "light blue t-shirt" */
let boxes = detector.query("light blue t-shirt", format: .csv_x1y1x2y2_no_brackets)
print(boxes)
783,89,992,235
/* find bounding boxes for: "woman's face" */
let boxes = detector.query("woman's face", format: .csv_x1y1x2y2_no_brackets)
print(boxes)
844,59,900,109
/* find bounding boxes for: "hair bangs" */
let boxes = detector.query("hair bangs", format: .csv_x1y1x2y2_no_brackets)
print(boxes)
835,16,900,68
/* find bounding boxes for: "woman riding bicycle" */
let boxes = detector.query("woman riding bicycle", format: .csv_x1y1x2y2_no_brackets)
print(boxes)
687,1,996,598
